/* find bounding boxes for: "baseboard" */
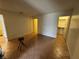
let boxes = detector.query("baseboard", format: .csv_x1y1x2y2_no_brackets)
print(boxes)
8,33,35,41
8,33,56,41
38,33,56,39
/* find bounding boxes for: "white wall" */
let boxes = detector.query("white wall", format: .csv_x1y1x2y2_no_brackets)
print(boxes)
38,12,70,38
3,12,33,40
67,10,79,59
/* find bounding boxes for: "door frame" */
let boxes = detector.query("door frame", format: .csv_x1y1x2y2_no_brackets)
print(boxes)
57,16,71,41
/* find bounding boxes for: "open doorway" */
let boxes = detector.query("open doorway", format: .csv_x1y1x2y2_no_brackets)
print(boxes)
0,14,8,52
57,16,71,40
33,18,38,34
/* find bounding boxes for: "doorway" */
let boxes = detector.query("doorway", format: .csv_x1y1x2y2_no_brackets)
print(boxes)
33,18,38,34
0,14,8,52
57,16,70,39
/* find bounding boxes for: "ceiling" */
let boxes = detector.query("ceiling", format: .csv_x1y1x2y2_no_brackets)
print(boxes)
0,0,79,16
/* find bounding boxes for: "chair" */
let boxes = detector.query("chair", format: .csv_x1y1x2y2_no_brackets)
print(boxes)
18,37,26,51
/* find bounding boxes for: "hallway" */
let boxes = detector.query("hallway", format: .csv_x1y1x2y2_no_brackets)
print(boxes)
0,34,70,59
